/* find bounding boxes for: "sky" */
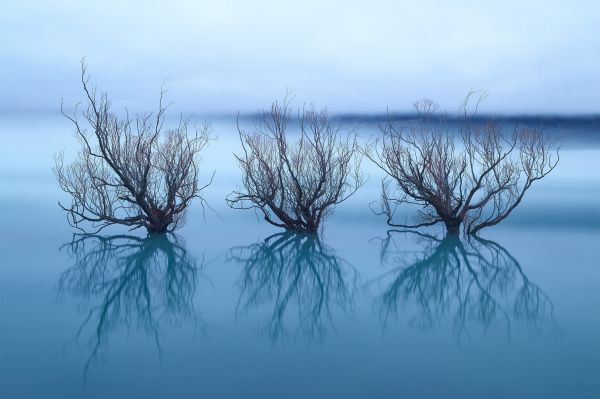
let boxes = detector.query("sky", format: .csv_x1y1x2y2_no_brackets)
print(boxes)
1,0,599,115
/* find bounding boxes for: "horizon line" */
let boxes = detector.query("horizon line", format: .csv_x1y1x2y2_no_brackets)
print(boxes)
1,108,599,124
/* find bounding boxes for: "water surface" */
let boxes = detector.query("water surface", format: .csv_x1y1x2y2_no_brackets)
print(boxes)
1,115,599,398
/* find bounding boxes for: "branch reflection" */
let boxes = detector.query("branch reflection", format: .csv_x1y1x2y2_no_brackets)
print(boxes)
228,232,357,343
58,234,205,377
372,231,555,341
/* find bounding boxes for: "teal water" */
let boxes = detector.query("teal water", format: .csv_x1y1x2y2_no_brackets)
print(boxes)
1,116,599,398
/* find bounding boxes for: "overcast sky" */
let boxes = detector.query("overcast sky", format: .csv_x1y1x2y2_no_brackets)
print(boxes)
1,0,599,115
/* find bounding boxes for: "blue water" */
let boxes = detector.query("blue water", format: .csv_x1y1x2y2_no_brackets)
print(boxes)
1,115,599,398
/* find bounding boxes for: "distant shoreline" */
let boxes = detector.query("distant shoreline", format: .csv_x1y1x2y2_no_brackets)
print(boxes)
2,109,599,127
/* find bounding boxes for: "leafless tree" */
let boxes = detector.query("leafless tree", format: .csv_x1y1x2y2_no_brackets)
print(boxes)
227,232,357,342
365,93,559,235
227,96,363,233
54,60,212,234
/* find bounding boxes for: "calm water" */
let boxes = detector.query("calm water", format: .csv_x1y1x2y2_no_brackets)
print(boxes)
1,115,599,398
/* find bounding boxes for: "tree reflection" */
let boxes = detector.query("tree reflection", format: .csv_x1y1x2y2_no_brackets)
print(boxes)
58,234,205,376
371,231,555,341
228,232,357,343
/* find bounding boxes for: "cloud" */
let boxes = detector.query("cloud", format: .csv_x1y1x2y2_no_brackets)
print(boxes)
1,0,599,114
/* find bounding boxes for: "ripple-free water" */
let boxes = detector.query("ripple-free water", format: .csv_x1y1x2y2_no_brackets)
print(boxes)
1,116,599,398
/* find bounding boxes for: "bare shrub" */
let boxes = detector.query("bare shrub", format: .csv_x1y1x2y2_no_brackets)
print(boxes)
227,96,363,233
55,60,212,234
365,93,559,235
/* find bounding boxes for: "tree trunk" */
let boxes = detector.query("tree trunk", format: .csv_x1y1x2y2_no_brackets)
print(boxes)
444,217,462,235
147,212,172,234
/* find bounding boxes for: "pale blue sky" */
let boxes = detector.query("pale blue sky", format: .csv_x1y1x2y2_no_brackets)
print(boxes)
1,0,599,114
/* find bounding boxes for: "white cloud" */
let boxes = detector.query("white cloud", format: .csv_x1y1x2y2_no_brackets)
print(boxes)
1,0,598,114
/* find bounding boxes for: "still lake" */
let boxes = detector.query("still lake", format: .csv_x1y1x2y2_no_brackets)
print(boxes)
1,114,599,398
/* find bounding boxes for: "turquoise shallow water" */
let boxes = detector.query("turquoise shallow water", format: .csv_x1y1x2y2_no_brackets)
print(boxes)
1,116,599,398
